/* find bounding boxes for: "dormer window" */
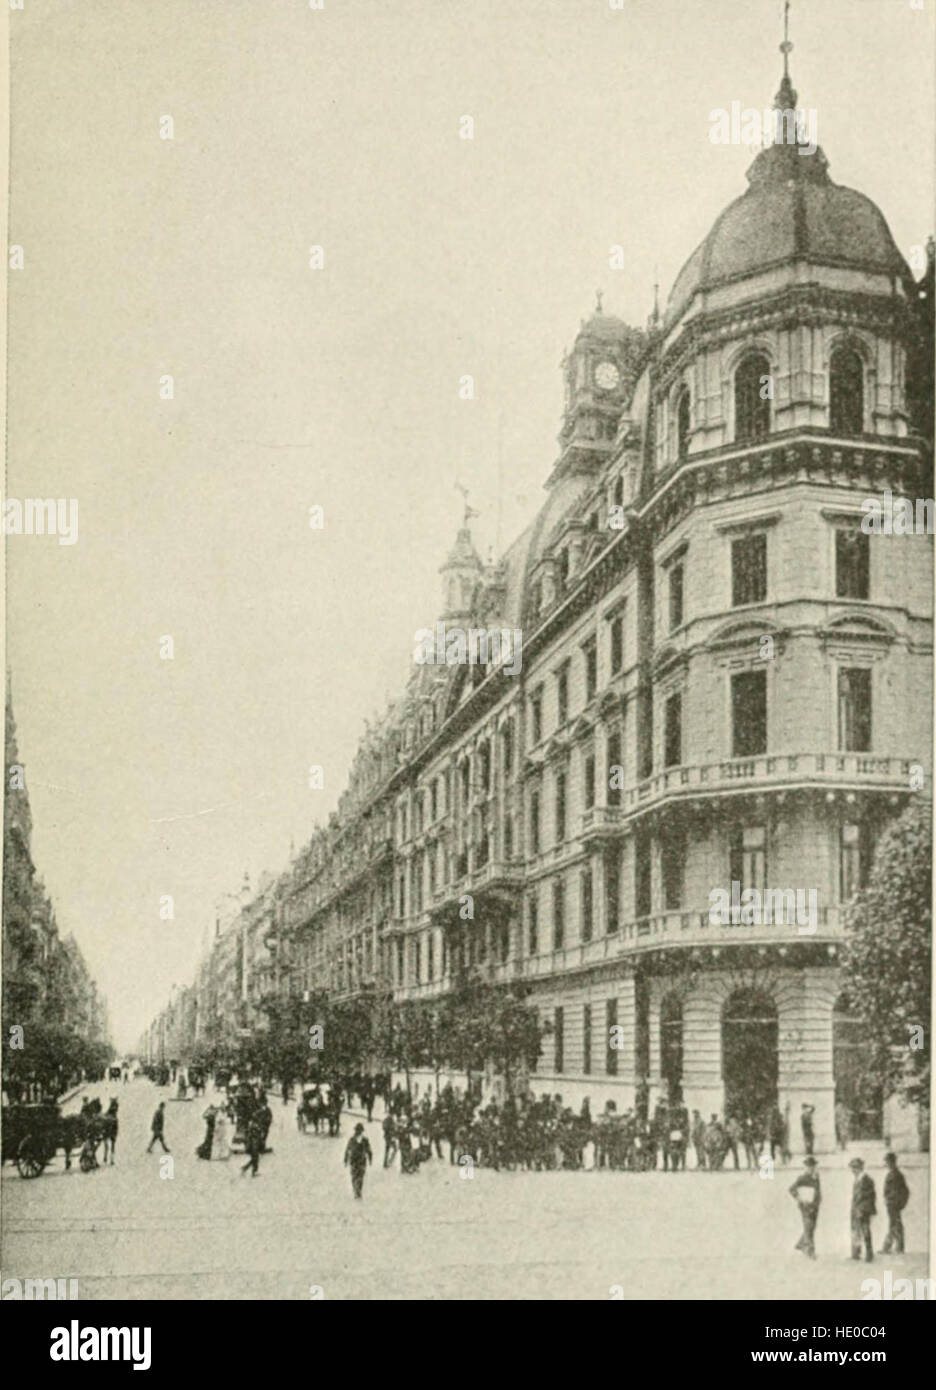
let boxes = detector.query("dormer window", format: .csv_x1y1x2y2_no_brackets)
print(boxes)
734,352,771,442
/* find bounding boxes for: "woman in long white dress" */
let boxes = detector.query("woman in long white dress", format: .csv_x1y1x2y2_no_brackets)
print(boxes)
213,1104,231,1160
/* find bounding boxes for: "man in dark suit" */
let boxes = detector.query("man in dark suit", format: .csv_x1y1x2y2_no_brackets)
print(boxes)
881,1152,910,1255
344,1122,373,1199
849,1157,876,1261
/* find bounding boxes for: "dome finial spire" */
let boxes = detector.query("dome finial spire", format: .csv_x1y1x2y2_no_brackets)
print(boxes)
773,0,797,115
594,287,603,314
780,0,793,80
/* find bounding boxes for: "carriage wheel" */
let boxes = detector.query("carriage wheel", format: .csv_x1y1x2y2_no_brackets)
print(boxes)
16,1135,48,1179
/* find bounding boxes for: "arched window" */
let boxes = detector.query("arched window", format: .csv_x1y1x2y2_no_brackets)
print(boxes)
676,388,691,461
734,352,771,443
829,347,864,435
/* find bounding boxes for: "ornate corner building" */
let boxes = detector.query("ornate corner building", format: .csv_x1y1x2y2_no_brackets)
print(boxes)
207,54,932,1149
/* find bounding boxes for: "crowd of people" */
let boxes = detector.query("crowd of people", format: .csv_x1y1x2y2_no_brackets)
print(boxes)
366,1086,805,1176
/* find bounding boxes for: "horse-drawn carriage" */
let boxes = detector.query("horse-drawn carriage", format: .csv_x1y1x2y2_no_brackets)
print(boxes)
296,1083,341,1136
2,1102,90,1177
1,1098,118,1177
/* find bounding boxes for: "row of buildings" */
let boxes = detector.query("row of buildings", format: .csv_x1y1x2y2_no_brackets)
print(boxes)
143,45,933,1150
3,685,110,1063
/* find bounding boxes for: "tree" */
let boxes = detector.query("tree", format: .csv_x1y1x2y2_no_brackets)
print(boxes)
446,974,547,1098
485,986,546,1097
841,797,931,1109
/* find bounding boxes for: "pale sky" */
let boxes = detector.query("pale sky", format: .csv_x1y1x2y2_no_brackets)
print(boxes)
5,0,934,1051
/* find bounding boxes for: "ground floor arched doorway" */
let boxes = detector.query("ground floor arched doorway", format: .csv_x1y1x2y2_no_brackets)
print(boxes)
721,988,778,1120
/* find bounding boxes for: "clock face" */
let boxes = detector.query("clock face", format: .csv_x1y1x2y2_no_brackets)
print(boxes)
595,360,620,391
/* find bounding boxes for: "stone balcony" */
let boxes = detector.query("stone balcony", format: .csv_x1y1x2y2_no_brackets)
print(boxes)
581,751,918,840
393,904,844,1000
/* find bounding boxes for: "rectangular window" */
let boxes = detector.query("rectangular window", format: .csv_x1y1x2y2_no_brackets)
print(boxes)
606,999,618,1076
584,638,598,702
503,815,513,861
557,550,569,591
669,562,684,631
605,851,620,934
607,729,622,807
664,692,682,768
839,823,872,901
555,770,567,843
838,667,872,752
581,867,594,943
836,528,870,601
554,1006,564,1073
531,688,543,745
479,742,491,795
635,831,652,918
530,790,540,855
662,837,684,911
731,532,767,606
427,934,434,981
583,1003,592,1076
584,753,596,809
732,668,767,757
557,665,569,727
430,779,438,822
528,896,539,955
502,721,513,780
729,824,767,893
553,878,565,950
609,613,624,674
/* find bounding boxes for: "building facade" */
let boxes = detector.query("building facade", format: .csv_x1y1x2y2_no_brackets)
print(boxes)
3,683,110,1056
146,55,933,1148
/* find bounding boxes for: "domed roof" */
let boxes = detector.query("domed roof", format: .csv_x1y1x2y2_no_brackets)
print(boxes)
666,75,910,328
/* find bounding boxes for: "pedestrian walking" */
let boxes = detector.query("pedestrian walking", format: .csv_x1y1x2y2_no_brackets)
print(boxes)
789,1155,821,1258
240,1107,265,1178
344,1122,373,1199
800,1103,815,1156
881,1153,909,1255
382,1113,398,1169
146,1101,170,1153
197,1103,217,1160
213,1104,231,1160
849,1157,876,1262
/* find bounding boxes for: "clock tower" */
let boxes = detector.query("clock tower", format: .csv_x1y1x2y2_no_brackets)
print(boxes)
554,292,645,483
